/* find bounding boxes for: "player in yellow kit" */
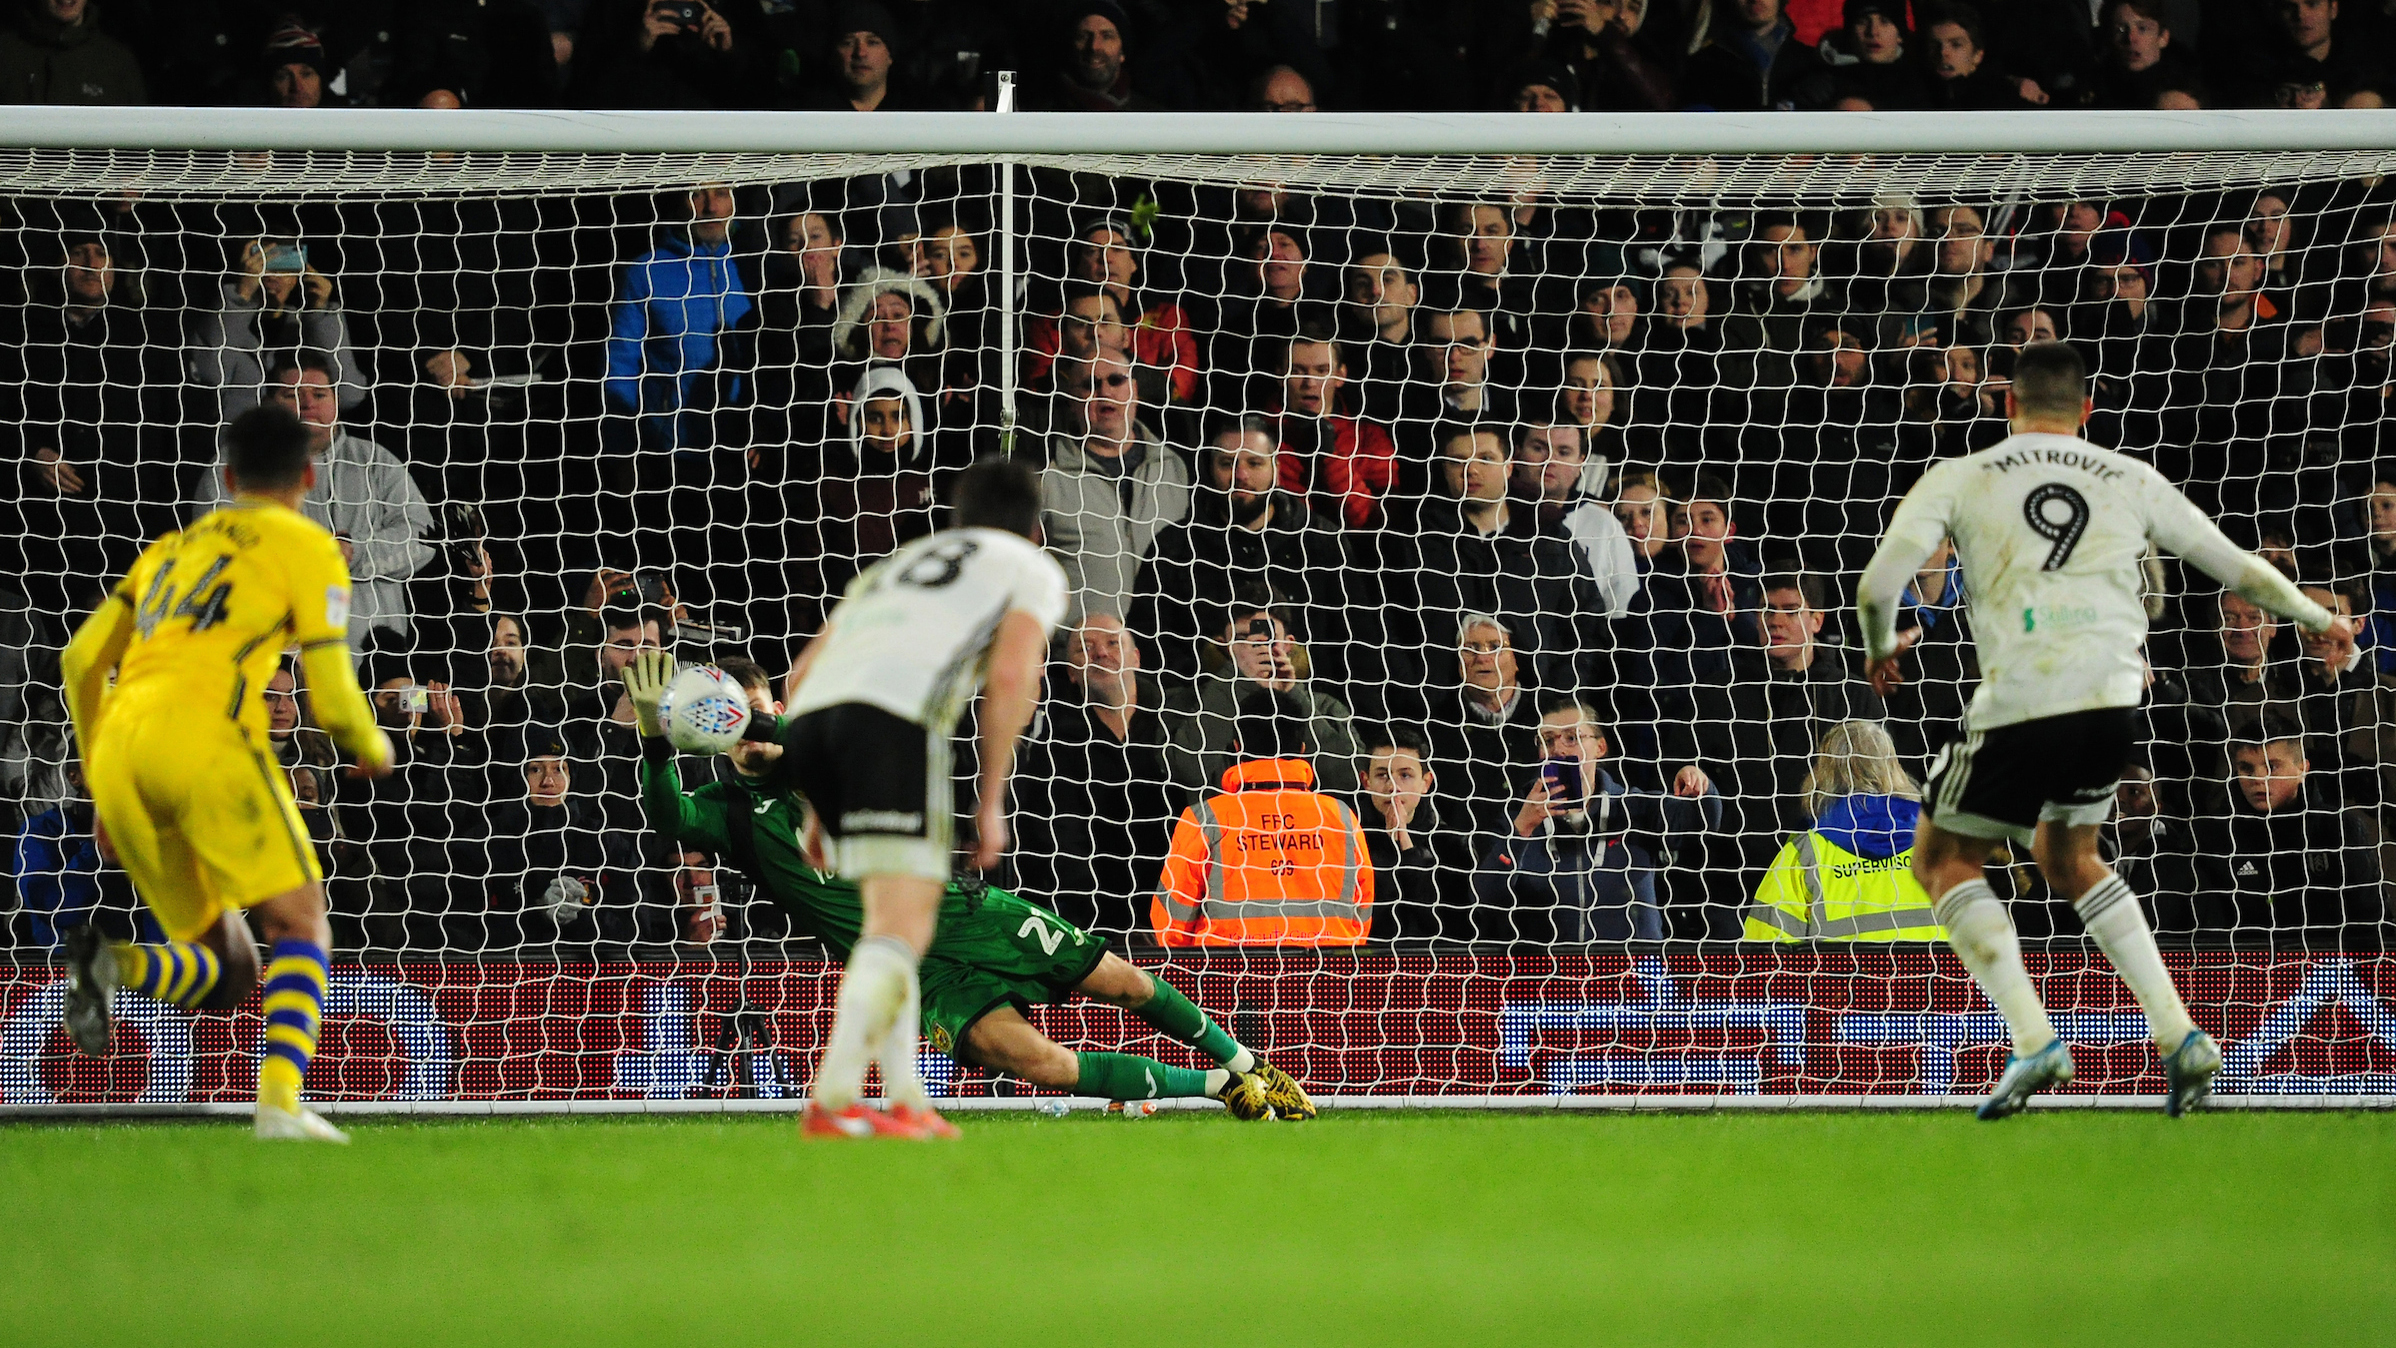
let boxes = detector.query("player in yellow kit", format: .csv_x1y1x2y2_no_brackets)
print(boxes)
57,404,394,1142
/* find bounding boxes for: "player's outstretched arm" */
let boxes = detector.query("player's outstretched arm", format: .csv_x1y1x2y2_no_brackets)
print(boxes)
59,593,134,751
1856,536,1935,696
623,649,735,851
2146,484,2339,636
969,608,1049,870
298,639,394,779
1856,469,1955,696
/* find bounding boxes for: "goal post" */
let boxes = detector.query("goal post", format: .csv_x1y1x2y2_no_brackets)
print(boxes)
2,107,2394,1113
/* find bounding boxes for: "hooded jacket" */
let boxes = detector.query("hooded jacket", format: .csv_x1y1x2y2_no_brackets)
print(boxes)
1745,793,1943,941
796,366,951,628
829,266,947,362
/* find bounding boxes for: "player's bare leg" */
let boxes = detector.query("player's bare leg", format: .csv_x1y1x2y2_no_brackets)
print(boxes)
2032,821,2216,1115
960,1004,1272,1120
1071,954,1308,1119
245,880,347,1143
808,873,949,1138
1913,818,2073,1118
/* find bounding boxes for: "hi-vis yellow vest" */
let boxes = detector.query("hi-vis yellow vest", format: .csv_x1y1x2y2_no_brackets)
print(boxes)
1745,831,1945,942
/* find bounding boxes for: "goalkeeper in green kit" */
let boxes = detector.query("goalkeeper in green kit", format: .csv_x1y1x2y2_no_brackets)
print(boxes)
626,649,1314,1120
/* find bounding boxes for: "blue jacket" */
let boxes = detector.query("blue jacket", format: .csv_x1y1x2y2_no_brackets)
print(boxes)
2368,566,2396,676
1474,766,1722,941
603,233,754,447
1815,793,1917,860
12,805,158,949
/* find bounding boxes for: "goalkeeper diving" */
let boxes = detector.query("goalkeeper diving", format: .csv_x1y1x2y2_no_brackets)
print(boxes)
626,650,1313,1121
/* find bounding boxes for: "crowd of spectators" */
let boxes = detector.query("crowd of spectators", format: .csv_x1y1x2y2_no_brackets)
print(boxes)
1,0,2391,114
5,0,2396,957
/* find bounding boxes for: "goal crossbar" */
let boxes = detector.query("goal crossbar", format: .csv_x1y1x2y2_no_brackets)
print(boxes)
7,107,2396,157
5,108,2393,214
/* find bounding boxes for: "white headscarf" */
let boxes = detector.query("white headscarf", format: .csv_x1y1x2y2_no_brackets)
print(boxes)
846,364,927,466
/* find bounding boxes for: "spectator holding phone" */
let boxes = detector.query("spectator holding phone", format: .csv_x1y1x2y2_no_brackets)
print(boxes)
192,233,365,421
572,0,755,109
354,647,486,947
1473,696,1718,941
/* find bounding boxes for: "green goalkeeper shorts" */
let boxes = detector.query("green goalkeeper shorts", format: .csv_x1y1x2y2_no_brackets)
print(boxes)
918,887,1107,1059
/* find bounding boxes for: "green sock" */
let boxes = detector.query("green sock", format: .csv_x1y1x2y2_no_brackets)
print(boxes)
1133,975,1254,1072
1074,1051,1219,1101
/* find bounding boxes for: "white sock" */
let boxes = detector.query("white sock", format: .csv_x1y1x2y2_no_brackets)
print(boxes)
2074,873,2197,1053
1222,1047,1257,1075
875,952,928,1110
814,936,916,1111
1936,879,2058,1055
1204,1068,1233,1097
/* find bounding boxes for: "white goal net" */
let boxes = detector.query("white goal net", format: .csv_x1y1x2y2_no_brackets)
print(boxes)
3,109,2394,1109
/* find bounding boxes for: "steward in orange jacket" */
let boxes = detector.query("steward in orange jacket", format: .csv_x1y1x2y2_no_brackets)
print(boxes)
1151,747,1375,947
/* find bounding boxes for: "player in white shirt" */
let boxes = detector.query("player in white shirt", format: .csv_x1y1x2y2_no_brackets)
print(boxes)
779,457,1069,1139
1857,343,2351,1120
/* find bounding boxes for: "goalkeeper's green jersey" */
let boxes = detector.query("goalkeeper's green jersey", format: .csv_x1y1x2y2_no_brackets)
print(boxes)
638,741,1108,1052
635,742,972,958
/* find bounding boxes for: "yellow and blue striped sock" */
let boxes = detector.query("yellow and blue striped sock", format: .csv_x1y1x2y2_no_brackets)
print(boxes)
112,941,223,1010
256,939,328,1114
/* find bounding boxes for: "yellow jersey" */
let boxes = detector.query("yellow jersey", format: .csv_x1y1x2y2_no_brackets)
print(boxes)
102,499,358,742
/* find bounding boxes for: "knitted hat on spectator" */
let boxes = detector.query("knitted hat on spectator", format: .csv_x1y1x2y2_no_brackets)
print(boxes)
261,22,329,80
2090,227,2158,289
522,728,569,764
1579,273,1648,306
1063,0,1131,34
1074,213,1149,275
1077,214,1138,247
828,0,898,45
1504,61,1581,111
1841,0,1907,29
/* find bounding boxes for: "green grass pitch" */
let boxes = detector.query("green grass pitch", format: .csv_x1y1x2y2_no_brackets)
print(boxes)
5,1109,2390,1346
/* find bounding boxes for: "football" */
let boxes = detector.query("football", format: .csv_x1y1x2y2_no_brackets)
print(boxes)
656,663,752,755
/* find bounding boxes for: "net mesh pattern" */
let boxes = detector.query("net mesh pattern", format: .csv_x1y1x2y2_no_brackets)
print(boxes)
2,143,2393,1103
6,145,2396,201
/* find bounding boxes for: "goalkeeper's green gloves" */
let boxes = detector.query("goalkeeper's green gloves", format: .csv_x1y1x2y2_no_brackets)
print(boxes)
624,647,676,739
